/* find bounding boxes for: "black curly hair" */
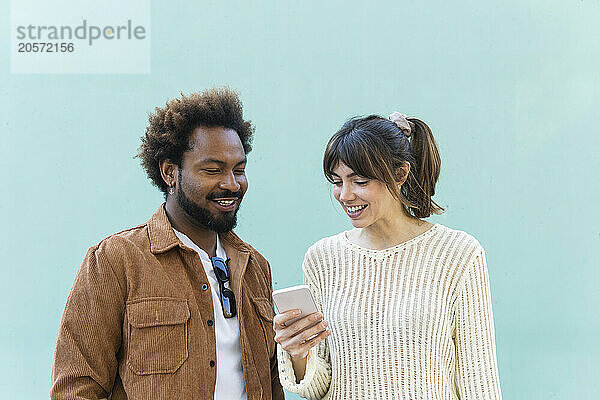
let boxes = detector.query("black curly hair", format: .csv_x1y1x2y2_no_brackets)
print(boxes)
137,87,254,195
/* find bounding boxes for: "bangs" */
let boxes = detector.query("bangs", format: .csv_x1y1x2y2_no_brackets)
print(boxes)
323,114,443,218
323,127,388,183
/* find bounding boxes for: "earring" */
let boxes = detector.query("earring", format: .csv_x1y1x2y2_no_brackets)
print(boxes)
168,184,174,195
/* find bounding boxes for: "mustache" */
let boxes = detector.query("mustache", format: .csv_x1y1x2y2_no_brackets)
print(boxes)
206,190,243,200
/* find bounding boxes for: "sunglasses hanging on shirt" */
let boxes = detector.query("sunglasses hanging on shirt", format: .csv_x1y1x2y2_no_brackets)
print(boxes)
210,257,237,318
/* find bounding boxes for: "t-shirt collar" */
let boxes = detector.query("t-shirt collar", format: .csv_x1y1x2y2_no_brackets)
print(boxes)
172,228,227,262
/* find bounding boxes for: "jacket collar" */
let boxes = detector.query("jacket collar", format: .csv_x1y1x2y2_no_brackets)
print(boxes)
147,203,252,256
147,204,253,297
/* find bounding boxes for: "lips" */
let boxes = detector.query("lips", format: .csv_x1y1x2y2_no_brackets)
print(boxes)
211,198,238,212
345,204,367,219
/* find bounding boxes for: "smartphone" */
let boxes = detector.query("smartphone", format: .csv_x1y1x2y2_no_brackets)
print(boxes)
272,284,319,326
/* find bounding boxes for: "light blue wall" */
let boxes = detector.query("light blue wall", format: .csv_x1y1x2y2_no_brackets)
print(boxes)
1,1,599,398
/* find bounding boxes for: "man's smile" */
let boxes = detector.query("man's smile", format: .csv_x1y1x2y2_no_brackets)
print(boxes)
211,197,240,212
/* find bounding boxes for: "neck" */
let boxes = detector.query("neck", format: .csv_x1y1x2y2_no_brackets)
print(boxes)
354,208,432,250
165,197,218,258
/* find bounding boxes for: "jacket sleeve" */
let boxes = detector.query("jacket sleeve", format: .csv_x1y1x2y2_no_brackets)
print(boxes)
454,246,502,399
265,261,286,400
51,243,126,399
277,251,332,399
271,347,286,400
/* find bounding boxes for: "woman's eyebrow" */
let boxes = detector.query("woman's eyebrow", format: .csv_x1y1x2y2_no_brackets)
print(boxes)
331,172,360,179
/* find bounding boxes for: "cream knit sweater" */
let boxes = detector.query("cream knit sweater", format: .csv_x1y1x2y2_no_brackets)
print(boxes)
278,224,502,400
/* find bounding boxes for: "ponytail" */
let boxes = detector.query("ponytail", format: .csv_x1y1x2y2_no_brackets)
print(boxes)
323,113,444,220
403,117,444,218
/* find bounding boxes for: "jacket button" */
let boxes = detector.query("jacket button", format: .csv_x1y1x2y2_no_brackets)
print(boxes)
207,319,213,326
210,360,215,367
202,283,208,291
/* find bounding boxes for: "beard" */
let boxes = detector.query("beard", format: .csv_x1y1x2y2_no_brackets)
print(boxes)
176,173,241,234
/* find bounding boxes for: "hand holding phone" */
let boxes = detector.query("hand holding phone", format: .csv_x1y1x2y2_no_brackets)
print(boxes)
272,285,331,361
272,285,319,325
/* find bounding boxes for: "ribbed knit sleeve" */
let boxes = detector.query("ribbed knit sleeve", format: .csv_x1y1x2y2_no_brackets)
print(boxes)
454,247,502,399
279,225,501,399
278,251,332,399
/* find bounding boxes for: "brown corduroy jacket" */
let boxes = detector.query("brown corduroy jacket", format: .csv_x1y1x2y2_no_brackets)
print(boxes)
51,205,284,400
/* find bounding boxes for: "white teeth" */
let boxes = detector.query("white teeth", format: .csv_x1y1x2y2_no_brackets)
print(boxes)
216,200,235,206
346,205,367,213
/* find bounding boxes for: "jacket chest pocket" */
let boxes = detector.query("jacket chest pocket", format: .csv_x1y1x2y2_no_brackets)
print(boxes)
126,297,190,375
251,297,276,357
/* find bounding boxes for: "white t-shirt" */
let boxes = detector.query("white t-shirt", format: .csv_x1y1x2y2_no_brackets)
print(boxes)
173,229,246,400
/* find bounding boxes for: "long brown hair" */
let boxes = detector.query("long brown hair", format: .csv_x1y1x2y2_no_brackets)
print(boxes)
323,115,444,218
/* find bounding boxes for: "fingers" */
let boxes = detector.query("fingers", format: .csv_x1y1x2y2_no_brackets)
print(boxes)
275,316,332,359
273,309,301,330
285,312,323,333
274,311,322,340
287,322,332,359
295,320,328,345
294,326,331,357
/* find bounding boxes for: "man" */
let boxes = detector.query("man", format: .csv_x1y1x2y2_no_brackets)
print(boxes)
51,88,284,400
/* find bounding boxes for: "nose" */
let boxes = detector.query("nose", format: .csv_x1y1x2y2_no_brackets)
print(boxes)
338,183,355,203
219,171,241,192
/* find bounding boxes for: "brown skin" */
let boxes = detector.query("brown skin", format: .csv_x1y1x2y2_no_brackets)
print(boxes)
159,126,248,257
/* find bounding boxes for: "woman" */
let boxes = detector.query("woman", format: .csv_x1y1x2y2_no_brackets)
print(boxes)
273,113,502,399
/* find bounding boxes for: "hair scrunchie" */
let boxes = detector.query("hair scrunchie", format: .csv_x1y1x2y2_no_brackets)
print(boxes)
388,112,413,138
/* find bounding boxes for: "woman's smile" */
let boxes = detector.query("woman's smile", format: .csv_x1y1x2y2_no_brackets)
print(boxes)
344,204,368,218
